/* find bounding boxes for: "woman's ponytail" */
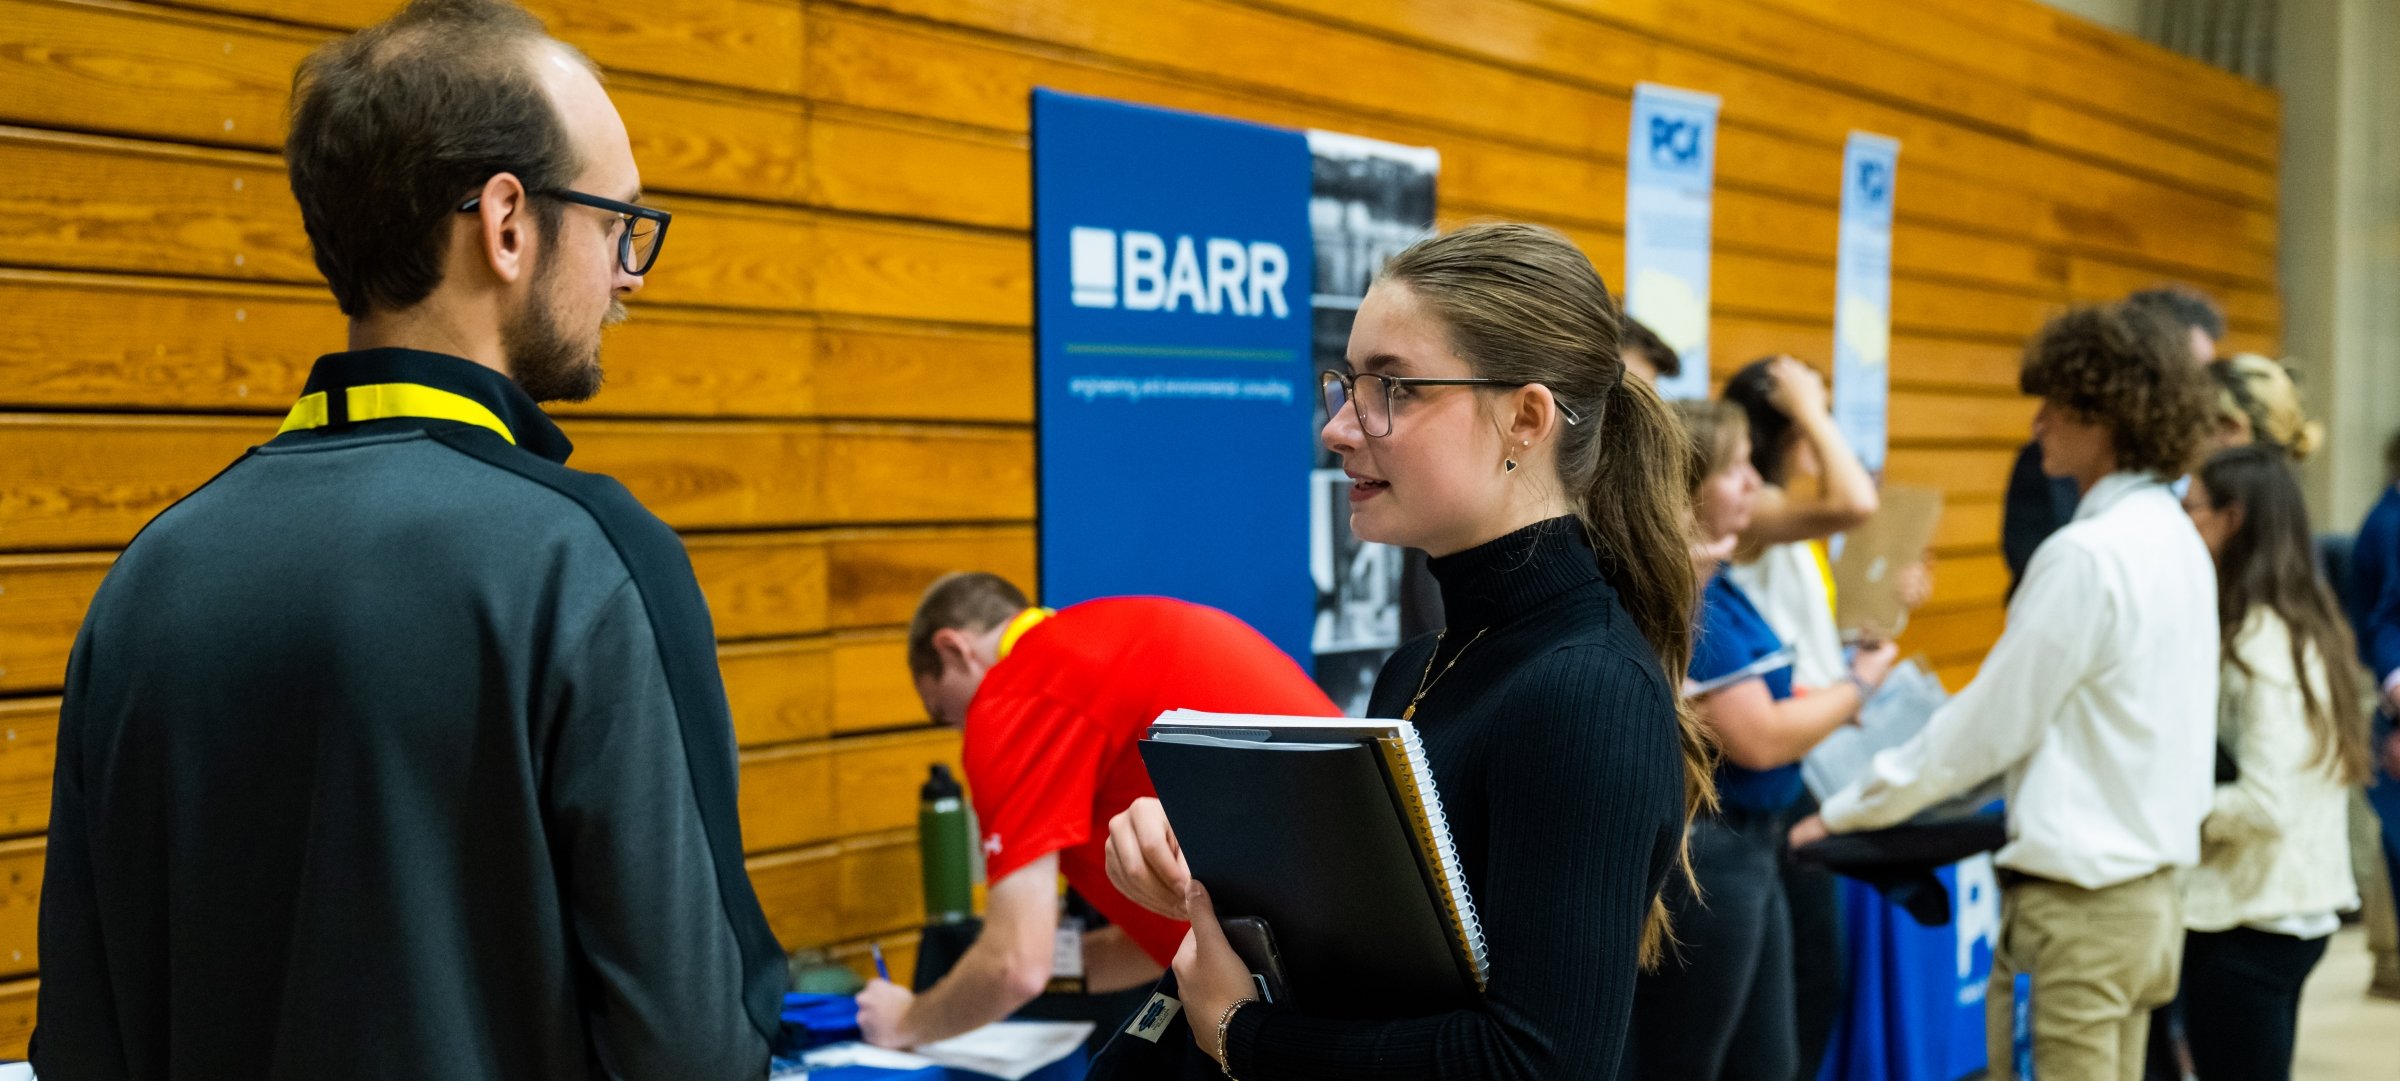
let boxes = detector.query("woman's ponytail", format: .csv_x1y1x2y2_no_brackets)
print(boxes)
1584,374,1720,968
1380,222,1717,969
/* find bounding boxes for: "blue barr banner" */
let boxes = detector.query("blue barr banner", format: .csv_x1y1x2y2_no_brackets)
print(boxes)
1833,132,1901,473
1031,89,1318,664
1623,83,1721,402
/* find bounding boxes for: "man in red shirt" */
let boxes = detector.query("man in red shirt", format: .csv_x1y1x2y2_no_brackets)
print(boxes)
857,572,1339,1048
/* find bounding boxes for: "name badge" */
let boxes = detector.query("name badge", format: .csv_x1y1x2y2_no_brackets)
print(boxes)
1124,992,1182,1043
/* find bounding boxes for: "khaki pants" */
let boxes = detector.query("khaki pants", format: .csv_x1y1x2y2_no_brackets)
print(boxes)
1984,869,2183,1081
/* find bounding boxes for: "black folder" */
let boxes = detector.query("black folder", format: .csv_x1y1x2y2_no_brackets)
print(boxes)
1137,712,1485,1017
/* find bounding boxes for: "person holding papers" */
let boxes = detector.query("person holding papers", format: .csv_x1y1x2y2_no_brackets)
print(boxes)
1789,303,2219,1081
1625,401,1897,1081
856,574,1338,1050
1104,222,1714,1080
1717,353,1929,1078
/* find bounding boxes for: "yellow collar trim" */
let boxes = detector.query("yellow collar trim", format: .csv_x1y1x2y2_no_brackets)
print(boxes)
277,382,518,445
996,607,1055,661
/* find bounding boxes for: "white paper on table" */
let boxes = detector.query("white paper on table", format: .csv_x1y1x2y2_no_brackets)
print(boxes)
0,1063,32,1081
792,1041,941,1073
914,1020,1094,1081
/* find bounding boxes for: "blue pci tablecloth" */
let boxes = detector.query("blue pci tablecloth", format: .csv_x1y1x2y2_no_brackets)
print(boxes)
1817,855,2001,1081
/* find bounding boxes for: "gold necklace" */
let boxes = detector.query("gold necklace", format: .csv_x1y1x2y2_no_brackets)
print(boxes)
1402,627,1488,721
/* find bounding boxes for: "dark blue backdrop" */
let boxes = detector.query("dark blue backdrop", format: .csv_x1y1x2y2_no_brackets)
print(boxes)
1031,89,1318,663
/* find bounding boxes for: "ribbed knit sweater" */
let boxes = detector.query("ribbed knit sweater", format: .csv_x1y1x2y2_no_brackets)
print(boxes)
1224,517,1686,1080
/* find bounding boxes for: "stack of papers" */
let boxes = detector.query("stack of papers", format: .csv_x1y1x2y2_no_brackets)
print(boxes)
790,1020,1094,1081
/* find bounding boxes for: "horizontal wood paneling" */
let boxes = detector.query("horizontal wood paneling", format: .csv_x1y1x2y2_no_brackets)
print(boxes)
0,416,1032,549
748,830,926,951
736,728,962,854
0,270,1033,422
0,838,40,979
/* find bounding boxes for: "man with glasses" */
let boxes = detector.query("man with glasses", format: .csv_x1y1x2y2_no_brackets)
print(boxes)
33,2,782,1078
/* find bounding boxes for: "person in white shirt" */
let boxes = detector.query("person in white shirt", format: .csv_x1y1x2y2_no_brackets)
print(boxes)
1789,302,2218,1081
2167,446,2370,1080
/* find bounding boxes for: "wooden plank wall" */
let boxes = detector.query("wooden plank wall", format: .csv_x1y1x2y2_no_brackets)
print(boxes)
0,0,2276,1054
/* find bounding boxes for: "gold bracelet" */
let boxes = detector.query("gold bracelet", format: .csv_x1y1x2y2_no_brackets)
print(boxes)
1215,998,1254,1078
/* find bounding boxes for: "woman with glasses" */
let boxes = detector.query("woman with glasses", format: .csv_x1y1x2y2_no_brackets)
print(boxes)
1102,222,1712,1079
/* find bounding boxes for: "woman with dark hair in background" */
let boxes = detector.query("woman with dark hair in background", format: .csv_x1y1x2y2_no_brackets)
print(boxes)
1627,399,1897,1081
2173,446,2370,1079
1102,222,1714,1080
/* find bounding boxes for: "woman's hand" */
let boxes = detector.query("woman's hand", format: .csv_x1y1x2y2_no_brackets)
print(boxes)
1896,554,1935,612
1849,639,1901,697
1766,355,1830,420
1105,798,1193,920
1787,813,1832,851
1172,883,1259,1067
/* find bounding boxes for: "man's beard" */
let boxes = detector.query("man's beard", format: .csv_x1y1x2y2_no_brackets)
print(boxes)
503,266,623,404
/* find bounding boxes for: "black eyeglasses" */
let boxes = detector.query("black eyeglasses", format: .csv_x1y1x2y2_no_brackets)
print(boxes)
458,188,671,276
1321,370,1583,438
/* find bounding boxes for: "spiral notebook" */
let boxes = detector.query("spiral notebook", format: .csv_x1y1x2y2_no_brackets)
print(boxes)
1138,710,1486,1016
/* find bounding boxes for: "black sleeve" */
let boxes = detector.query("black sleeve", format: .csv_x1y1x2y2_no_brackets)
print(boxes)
32,624,134,1080
541,578,772,1079
1224,647,1681,1081
2000,442,2057,598
430,432,790,1042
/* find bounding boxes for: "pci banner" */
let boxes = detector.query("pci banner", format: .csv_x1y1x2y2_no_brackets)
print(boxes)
1833,131,1900,473
1032,89,1318,664
1623,82,1721,401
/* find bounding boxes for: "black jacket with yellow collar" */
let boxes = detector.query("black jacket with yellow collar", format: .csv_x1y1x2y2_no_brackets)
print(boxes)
35,348,787,1080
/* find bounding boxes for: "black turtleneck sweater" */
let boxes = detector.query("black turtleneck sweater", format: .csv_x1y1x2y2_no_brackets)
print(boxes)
1224,517,1686,1080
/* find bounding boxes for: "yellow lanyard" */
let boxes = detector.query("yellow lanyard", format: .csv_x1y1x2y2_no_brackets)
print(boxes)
996,607,1055,660
277,382,518,445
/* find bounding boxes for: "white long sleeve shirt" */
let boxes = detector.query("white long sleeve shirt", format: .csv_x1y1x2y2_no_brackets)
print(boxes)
1819,472,2218,889
2182,609,2359,934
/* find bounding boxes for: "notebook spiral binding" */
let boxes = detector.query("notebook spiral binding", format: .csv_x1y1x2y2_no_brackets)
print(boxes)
1382,723,1490,991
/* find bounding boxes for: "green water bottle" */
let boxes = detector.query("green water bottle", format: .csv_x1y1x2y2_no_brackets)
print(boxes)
919,764,976,924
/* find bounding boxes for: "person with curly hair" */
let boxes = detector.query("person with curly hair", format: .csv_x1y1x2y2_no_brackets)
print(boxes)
1789,303,2219,1081
2001,287,2221,599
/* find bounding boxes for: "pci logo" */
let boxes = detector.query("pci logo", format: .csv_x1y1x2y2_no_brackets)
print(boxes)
1855,158,1892,209
1068,226,1294,317
1646,114,1708,173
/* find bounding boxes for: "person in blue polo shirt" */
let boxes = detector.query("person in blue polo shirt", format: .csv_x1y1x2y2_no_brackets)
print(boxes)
1628,401,1895,1081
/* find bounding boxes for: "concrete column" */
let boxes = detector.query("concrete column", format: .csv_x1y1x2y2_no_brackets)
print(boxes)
2279,0,2400,526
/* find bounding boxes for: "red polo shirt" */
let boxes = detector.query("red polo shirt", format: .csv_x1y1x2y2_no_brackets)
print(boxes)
960,597,1340,965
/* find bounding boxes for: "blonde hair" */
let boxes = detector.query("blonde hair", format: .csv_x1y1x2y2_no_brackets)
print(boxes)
1380,222,1716,969
2211,353,2323,461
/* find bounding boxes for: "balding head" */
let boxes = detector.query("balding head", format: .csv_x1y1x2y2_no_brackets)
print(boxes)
287,0,596,318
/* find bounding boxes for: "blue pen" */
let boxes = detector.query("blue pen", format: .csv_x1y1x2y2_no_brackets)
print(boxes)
870,942,891,983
